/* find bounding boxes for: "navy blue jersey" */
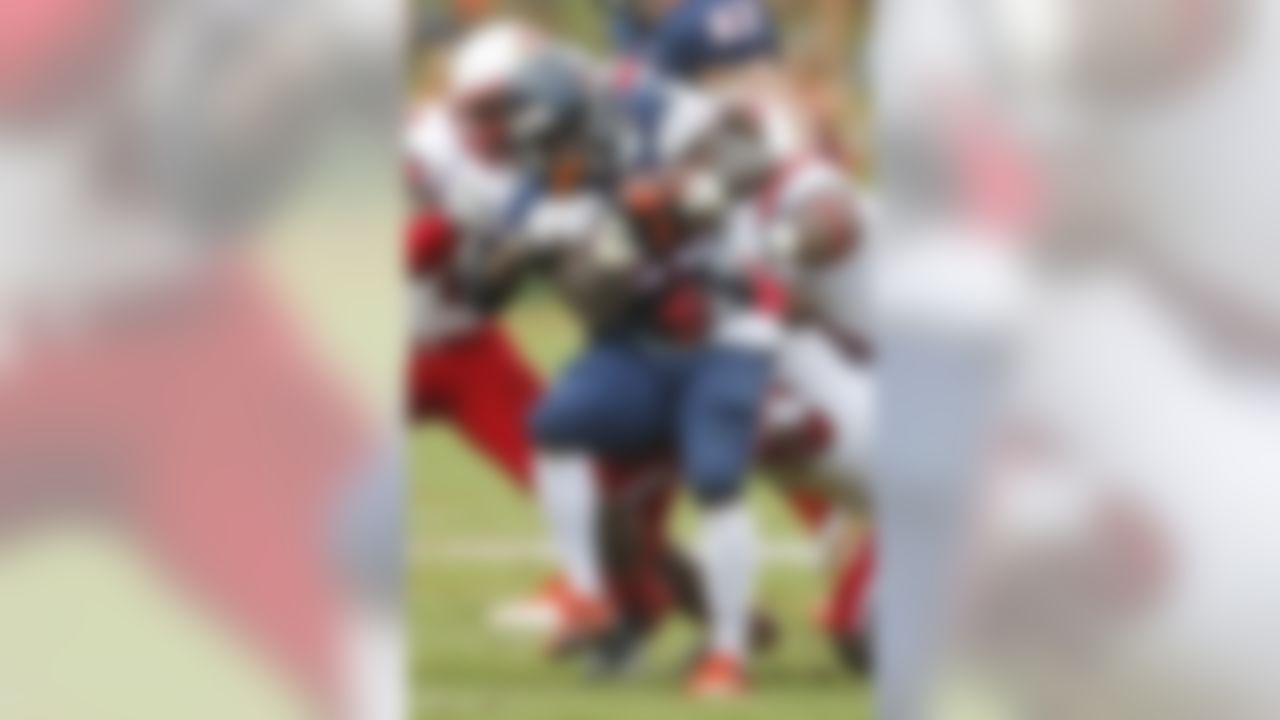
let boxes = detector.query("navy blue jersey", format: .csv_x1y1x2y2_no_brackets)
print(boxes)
494,67,783,345
612,0,778,79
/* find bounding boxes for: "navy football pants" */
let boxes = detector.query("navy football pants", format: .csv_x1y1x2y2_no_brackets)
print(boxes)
531,336,771,504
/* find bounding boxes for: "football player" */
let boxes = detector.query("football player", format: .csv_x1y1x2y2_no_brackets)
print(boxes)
468,51,785,697
406,21,619,639
645,87,882,671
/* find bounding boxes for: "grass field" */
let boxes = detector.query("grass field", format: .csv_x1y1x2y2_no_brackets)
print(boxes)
409,297,871,720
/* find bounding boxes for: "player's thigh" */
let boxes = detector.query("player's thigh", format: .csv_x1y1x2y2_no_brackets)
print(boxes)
450,378,540,484
446,328,544,481
470,326,544,401
407,348,450,420
679,347,772,502
532,343,673,454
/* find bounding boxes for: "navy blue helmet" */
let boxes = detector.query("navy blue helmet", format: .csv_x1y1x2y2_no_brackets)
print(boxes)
505,48,623,189
607,0,779,79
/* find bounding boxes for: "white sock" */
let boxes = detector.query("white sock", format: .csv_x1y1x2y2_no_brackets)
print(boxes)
535,450,604,600
697,500,758,660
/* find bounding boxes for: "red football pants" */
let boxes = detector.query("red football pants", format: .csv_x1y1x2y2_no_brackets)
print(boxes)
408,324,542,491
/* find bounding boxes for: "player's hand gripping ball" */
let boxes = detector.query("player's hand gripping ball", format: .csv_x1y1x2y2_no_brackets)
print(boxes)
553,212,640,323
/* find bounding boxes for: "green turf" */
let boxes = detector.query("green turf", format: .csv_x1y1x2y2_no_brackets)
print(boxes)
410,297,871,720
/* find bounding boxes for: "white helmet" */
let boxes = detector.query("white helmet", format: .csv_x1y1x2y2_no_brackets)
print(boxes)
447,21,546,101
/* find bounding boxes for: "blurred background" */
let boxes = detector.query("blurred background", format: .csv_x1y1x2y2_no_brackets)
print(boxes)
0,0,401,717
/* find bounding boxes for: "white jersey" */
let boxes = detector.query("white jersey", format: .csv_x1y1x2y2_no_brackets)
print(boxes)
404,104,518,346
753,157,880,494
760,156,878,348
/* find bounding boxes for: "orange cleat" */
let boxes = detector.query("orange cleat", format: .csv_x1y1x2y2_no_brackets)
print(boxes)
536,573,574,607
545,590,615,659
685,651,748,700
488,573,576,635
